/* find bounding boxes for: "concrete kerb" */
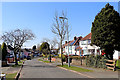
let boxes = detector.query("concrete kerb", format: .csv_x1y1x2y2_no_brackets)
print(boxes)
15,61,24,80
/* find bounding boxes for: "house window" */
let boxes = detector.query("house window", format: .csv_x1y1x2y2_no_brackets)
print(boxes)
69,46,72,50
81,41,86,45
88,40,91,44
73,47,74,49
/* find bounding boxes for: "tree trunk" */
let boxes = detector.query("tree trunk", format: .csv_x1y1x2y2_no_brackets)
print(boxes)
49,51,51,63
14,51,18,65
19,49,21,61
60,40,63,66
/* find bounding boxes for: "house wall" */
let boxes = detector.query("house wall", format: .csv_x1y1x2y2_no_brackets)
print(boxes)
64,46,77,55
80,39,119,59
76,50,79,55
113,50,120,59
80,40,101,56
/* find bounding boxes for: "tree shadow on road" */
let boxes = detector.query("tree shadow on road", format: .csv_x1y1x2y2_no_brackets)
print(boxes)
23,65,56,68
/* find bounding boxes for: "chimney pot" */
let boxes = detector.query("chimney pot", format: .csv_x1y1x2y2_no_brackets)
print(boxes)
65,41,67,44
74,36,77,40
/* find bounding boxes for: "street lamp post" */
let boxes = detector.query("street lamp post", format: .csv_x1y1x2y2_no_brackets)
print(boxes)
59,17,70,67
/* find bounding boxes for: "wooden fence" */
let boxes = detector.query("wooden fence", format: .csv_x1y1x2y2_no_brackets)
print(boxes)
106,60,117,71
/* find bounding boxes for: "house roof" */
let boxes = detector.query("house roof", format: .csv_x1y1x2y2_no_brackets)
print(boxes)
62,40,74,48
75,46,82,50
62,36,82,48
70,40,76,46
81,33,92,41
64,40,74,46
73,36,82,45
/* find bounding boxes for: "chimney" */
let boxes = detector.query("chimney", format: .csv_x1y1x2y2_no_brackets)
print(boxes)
74,36,77,40
79,36,82,39
65,41,67,44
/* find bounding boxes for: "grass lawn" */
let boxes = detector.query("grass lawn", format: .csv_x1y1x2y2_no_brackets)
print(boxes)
11,59,26,67
11,64,22,67
18,61,23,64
57,65,93,72
38,59,44,61
6,72,17,80
116,60,120,68
38,59,53,63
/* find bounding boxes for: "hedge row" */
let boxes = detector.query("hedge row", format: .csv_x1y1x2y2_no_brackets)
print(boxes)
85,55,108,69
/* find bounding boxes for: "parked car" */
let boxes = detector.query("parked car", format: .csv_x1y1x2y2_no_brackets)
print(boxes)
27,56,31,60
39,55,43,57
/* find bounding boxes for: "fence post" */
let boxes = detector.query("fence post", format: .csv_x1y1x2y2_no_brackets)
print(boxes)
113,60,117,71
80,56,82,65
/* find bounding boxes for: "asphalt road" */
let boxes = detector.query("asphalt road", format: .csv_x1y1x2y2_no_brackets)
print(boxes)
19,58,88,78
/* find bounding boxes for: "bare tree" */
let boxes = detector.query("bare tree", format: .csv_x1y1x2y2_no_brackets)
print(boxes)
41,37,59,49
51,11,68,66
1,29,35,65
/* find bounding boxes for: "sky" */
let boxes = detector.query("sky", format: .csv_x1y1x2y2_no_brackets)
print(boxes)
1,2,119,48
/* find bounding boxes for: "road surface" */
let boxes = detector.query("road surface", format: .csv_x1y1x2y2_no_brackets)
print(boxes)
19,58,88,78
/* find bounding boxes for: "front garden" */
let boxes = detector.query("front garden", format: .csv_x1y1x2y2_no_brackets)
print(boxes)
40,53,119,71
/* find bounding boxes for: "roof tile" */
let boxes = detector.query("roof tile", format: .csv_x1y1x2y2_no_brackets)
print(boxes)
81,33,92,40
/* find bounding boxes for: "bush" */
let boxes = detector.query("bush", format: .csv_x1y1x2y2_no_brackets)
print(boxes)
85,55,108,69
42,53,47,58
53,55,59,58
58,54,66,62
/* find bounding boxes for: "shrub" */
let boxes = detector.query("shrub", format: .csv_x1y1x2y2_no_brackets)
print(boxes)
42,53,47,58
58,54,66,62
85,55,108,69
54,55,59,58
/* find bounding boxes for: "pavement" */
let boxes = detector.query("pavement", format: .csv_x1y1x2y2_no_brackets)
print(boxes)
19,58,119,79
1,62,21,74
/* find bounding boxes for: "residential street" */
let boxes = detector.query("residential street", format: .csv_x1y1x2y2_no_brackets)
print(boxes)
19,58,119,79
19,58,90,78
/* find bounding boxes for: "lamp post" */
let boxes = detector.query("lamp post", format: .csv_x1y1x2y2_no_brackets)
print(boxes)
59,17,70,67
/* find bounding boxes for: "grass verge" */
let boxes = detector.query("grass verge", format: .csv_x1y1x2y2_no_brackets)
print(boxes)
116,60,120,70
38,59,53,63
11,64,22,67
6,72,17,80
116,60,120,68
57,65,93,72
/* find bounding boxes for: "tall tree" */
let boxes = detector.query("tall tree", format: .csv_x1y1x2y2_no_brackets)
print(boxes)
51,11,69,66
32,45,36,51
0,44,1,60
1,29,35,65
1,42,8,61
91,3,120,60
39,42,50,55
41,37,59,49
